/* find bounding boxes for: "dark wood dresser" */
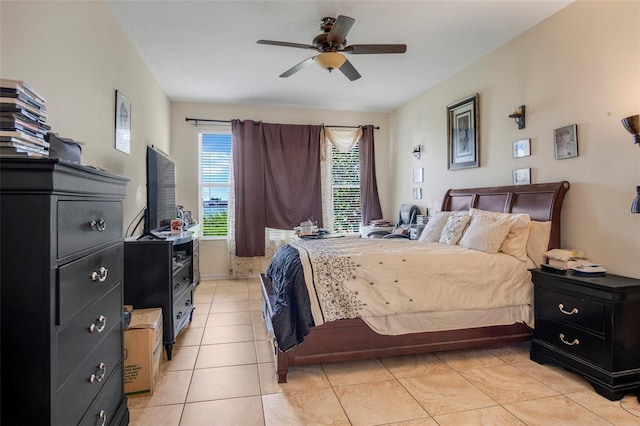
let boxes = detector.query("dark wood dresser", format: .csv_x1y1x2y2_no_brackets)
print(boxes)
124,233,196,360
0,158,130,425
531,268,640,401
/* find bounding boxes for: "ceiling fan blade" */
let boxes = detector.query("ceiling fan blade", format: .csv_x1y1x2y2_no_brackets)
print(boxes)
257,40,318,51
343,44,407,54
327,15,355,46
338,59,361,81
279,56,316,78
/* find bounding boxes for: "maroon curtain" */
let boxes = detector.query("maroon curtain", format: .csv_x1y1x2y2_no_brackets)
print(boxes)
231,120,265,257
359,125,383,225
232,120,323,257
263,123,323,229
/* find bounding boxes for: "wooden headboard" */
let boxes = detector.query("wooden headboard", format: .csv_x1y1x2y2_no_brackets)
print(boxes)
441,181,570,249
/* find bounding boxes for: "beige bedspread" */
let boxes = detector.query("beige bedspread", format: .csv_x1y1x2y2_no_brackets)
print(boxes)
291,237,534,332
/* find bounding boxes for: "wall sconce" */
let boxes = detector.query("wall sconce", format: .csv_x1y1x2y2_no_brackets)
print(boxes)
621,114,640,213
412,144,421,159
508,105,526,130
621,114,640,146
632,186,640,214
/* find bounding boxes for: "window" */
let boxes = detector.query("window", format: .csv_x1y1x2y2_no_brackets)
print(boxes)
199,132,232,238
330,143,361,234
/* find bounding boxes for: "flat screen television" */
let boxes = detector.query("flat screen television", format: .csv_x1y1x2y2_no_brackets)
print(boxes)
145,145,177,233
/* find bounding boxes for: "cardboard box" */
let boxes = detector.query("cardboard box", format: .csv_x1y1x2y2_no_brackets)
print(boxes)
123,308,163,397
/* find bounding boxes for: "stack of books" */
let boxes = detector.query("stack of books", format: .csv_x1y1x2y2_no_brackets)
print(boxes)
0,79,50,157
370,219,391,227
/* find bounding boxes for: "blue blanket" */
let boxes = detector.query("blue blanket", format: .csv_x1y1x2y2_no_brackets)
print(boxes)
266,244,314,351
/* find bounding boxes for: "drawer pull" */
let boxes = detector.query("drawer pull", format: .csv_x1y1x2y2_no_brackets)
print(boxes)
89,315,107,333
558,304,579,315
176,311,183,320
90,267,109,282
98,410,107,426
559,333,579,346
89,219,107,232
89,362,107,383
185,299,191,307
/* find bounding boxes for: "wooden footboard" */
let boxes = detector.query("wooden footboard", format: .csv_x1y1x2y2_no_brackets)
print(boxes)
260,273,531,383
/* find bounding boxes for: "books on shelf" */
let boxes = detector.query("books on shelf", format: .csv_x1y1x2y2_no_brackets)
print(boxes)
0,78,49,158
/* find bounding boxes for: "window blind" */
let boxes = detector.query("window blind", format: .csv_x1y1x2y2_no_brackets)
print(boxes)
331,143,361,234
200,133,232,237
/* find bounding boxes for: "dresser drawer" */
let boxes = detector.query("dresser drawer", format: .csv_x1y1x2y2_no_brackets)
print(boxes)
78,363,124,426
535,318,608,367
56,326,123,425
173,287,194,336
58,242,123,325
58,201,123,259
536,287,605,334
57,284,122,386
172,258,192,297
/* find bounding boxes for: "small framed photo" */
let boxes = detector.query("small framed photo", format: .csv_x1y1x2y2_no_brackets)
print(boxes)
513,138,531,158
115,90,131,154
513,168,531,185
413,167,424,183
447,93,479,170
554,124,578,160
412,187,422,199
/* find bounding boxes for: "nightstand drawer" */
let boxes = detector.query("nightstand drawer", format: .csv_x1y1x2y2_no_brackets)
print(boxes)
535,318,607,367
536,287,605,334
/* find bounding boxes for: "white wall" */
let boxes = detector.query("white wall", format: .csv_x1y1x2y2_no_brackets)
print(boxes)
0,1,171,231
170,102,390,277
390,1,640,278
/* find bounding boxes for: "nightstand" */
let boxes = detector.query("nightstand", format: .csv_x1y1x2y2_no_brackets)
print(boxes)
530,269,640,401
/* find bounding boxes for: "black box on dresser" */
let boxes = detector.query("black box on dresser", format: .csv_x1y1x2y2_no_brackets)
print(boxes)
0,158,130,425
530,268,640,402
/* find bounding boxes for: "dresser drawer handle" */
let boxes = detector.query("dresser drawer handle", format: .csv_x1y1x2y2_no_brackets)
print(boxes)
98,410,107,426
89,315,107,333
559,333,579,346
89,362,106,383
90,267,109,282
558,304,579,315
89,219,107,232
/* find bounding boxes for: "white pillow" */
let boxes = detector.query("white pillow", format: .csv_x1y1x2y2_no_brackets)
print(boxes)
527,221,552,267
418,212,452,242
469,208,531,262
459,215,512,254
439,214,471,245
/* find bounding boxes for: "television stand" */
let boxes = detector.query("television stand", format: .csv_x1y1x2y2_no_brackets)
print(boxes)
124,232,196,360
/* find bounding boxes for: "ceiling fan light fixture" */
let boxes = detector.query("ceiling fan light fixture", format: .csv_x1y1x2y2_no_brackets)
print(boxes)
315,52,346,71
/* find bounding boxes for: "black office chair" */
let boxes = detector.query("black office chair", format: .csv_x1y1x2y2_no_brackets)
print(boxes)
368,204,420,239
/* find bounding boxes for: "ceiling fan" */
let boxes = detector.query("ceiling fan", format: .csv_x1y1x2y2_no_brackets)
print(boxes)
257,15,407,81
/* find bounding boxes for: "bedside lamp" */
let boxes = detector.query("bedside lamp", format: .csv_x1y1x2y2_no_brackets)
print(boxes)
621,114,640,213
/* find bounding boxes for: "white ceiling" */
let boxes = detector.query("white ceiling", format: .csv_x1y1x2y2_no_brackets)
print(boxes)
108,0,572,113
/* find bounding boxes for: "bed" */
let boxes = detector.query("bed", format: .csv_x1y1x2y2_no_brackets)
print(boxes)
260,181,570,382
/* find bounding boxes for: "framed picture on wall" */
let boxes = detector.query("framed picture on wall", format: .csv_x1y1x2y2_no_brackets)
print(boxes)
554,124,578,160
413,167,424,183
513,138,531,158
115,90,131,154
413,188,422,199
513,168,531,185
447,93,479,170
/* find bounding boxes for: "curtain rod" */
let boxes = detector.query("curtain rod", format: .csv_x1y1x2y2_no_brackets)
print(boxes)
185,117,379,130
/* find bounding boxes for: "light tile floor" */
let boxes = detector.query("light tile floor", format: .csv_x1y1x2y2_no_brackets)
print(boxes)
128,278,640,426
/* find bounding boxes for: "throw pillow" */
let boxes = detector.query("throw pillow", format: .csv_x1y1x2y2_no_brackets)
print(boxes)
439,214,471,245
459,215,512,254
